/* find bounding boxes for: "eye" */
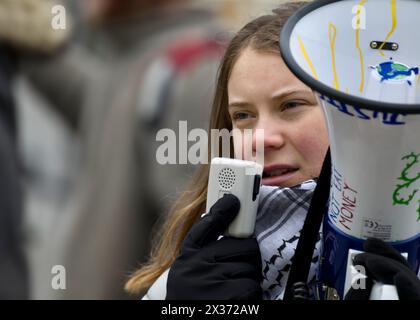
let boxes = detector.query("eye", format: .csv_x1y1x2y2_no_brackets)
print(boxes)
232,112,254,121
281,101,307,111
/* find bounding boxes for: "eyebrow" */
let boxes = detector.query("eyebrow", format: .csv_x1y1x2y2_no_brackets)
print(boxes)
228,101,252,109
271,89,313,100
228,89,314,109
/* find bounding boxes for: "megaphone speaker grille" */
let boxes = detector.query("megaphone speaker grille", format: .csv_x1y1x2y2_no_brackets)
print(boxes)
218,168,236,190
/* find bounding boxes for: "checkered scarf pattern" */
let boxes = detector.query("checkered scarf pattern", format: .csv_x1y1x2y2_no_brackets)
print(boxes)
255,180,322,300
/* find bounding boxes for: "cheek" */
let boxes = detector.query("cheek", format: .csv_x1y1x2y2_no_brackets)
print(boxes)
296,117,329,172
232,137,242,159
232,129,254,160
299,134,328,161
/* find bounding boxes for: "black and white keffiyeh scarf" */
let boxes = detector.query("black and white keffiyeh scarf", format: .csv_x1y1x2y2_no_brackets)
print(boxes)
254,180,322,300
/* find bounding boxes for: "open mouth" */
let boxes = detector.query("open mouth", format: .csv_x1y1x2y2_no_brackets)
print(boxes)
262,167,298,178
262,166,299,186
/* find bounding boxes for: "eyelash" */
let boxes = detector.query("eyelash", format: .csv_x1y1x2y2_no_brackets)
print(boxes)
232,111,253,121
281,101,306,110
232,112,254,121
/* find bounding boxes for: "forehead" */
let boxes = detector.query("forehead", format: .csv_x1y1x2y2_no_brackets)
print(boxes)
228,47,308,94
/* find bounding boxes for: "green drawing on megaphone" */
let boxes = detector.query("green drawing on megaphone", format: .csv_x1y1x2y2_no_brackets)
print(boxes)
392,152,420,221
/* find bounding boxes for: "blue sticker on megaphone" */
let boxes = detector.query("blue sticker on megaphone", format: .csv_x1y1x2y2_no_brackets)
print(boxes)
371,59,419,85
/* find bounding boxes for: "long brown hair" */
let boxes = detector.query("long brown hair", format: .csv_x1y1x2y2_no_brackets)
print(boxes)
125,1,309,295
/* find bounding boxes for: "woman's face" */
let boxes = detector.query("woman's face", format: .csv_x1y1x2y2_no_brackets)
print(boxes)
227,47,329,187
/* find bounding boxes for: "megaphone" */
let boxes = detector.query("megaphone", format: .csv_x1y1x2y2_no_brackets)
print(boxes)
280,0,420,299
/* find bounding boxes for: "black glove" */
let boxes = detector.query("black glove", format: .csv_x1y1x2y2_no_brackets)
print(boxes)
166,194,262,300
345,238,420,300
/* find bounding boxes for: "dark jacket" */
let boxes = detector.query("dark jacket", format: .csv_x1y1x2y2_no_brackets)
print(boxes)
0,45,28,299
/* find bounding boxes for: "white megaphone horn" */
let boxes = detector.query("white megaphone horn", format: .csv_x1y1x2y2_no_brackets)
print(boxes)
280,0,420,300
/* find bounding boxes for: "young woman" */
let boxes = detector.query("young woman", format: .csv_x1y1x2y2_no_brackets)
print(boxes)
126,1,420,300
124,1,328,298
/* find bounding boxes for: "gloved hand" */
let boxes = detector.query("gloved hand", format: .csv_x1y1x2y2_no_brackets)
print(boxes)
166,194,262,300
345,238,420,300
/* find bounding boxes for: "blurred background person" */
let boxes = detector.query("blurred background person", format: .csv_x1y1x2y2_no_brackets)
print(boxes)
0,0,72,299
0,44,28,299
17,0,228,299
0,0,70,298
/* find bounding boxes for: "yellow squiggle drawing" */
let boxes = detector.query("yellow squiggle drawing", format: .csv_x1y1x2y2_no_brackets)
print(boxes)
329,23,339,90
297,36,318,80
378,0,397,57
355,0,367,93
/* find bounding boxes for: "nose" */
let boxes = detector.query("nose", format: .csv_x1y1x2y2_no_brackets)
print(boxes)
252,119,285,154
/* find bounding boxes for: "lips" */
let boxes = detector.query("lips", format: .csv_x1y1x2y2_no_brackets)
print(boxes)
263,168,296,177
262,164,298,186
